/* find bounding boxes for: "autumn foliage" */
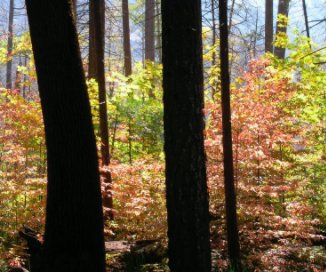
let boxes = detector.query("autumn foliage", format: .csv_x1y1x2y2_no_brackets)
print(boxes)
0,30,325,271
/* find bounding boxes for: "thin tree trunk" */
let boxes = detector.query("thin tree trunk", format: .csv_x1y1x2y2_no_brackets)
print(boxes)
122,0,132,76
265,0,273,53
211,0,216,66
211,0,217,98
6,0,14,90
302,0,311,48
145,0,155,62
253,8,259,58
219,0,242,270
162,0,211,271
89,0,114,221
228,0,235,32
22,55,28,98
274,0,290,59
155,0,162,63
26,0,106,271
14,58,22,91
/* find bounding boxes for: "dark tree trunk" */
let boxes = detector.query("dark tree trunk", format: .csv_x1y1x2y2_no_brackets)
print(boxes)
302,0,311,42
26,0,106,271
274,0,290,58
155,0,162,63
89,0,114,221
145,0,155,62
122,0,132,76
161,0,211,271
211,0,216,66
6,0,14,90
211,0,218,98
265,0,273,53
219,0,242,271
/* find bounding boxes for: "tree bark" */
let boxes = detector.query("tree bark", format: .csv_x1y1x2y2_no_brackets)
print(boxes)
89,0,114,221
274,0,290,59
219,0,242,271
162,0,211,271
122,0,132,76
6,0,14,90
265,0,273,53
25,0,106,271
145,0,155,62
302,0,311,43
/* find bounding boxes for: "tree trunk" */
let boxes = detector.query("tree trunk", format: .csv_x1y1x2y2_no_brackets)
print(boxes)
122,0,132,76
161,0,211,271
145,0,155,62
155,0,162,63
211,0,216,66
25,1,106,271
14,58,22,92
6,0,14,90
89,0,114,221
302,0,311,42
274,0,290,59
265,0,273,53
219,0,242,271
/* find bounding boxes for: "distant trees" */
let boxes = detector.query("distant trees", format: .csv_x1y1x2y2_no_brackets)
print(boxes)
26,0,106,270
162,0,211,271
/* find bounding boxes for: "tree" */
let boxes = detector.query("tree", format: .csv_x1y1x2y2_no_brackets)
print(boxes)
274,0,290,58
302,0,311,42
219,0,242,270
122,0,132,76
161,0,211,271
6,0,14,89
145,0,155,62
265,0,273,53
25,0,106,271
89,0,114,220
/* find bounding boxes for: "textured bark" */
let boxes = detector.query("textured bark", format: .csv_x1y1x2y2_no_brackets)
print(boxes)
162,0,211,271
265,0,273,53
274,0,290,59
122,0,132,76
219,0,242,271
6,0,14,90
25,0,106,271
145,0,155,62
89,0,114,221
